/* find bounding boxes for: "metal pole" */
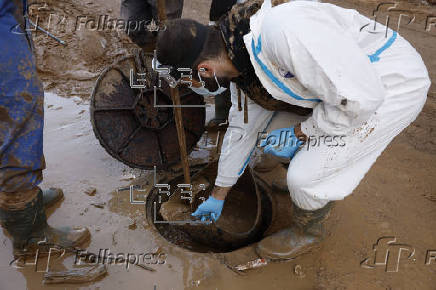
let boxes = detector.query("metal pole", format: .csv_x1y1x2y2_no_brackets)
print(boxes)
170,86,191,185
157,0,167,23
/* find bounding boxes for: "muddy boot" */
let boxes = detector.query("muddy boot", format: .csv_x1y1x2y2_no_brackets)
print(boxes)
271,179,288,192
270,164,290,192
42,188,64,208
0,189,90,258
256,202,334,260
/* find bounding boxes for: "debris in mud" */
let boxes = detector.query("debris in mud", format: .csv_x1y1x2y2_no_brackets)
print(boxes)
84,187,97,196
43,264,108,284
128,219,137,230
294,264,306,279
120,173,136,181
234,258,268,272
79,208,89,216
423,193,436,202
90,202,105,209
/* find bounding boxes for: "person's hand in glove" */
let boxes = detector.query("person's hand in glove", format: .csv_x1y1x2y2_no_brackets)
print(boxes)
192,186,230,222
192,196,224,222
260,125,306,159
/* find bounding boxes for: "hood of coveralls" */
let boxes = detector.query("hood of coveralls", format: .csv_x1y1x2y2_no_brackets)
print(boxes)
243,0,319,109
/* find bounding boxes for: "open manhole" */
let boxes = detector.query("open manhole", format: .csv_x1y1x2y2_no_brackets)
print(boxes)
145,163,273,253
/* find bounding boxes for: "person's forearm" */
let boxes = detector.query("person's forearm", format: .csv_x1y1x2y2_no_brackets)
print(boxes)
211,185,231,200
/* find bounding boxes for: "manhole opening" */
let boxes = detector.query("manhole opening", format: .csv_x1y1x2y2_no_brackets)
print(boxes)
145,166,273,253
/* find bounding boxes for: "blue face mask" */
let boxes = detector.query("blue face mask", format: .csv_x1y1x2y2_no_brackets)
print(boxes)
190,71,227,96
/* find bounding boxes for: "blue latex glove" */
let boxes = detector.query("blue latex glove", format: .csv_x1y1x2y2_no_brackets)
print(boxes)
260,127,303,159
191,196,224,222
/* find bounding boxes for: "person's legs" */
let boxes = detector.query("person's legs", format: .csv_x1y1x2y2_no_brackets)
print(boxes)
256,57,429,259
0,0,45,208
0,3,89,258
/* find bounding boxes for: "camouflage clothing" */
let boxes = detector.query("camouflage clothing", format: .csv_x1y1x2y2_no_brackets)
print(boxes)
0,0,45,210
219,0,312,115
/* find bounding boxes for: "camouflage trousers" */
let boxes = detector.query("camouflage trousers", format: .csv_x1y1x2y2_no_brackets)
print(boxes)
0,0,45,210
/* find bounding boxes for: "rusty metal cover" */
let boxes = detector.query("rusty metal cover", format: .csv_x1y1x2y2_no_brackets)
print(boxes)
90,54,205,170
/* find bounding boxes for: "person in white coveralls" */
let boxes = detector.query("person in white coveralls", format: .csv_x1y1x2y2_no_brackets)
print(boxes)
155,0,431,259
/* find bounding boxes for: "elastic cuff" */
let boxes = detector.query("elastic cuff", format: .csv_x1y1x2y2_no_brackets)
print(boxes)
214,175,238,188
291,192,331,211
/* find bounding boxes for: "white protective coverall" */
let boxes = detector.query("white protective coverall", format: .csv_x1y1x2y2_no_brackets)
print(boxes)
215,0,431,210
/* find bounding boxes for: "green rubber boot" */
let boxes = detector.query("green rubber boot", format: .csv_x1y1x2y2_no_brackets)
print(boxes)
42,188,64,208
0,189,90,258
256,202,334,260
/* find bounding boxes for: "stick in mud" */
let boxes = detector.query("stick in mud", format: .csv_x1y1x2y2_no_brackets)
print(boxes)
234,258,268,272
43,264,107,284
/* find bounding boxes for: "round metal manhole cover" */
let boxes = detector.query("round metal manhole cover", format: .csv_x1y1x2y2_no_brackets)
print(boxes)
90,54,206,170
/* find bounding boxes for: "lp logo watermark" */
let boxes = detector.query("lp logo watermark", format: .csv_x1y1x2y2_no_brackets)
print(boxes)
361,237,436,272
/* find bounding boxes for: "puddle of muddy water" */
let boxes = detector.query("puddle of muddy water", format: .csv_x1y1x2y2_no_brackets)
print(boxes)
3,92,288,290
0,93,223,290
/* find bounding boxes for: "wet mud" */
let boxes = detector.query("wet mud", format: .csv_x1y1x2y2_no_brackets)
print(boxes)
0,0,435,289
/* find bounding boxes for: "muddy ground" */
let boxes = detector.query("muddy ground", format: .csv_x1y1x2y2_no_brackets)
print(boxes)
0,0,435,289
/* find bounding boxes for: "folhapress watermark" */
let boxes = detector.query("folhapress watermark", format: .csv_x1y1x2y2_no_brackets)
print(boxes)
10,239,167,272
361,237,436,272
74,248,167,270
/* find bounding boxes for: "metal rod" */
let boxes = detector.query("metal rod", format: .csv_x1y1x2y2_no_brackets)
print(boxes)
237,87,242,111
27,18,66,46
157,0,167,23
170,86,191,185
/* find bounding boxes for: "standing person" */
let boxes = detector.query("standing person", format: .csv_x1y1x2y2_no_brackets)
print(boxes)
0,0,90,259
156,0,430,259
